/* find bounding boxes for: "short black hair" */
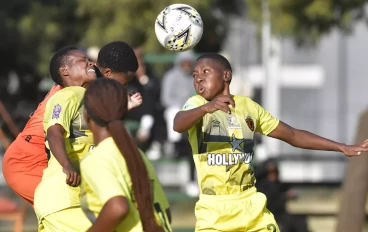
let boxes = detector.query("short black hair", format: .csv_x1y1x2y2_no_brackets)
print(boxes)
197,53,232,71
49,46,79,86
97,41,138,74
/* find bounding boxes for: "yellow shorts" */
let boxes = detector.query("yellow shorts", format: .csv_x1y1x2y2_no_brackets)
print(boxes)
195,187,279,232
38,207,92,232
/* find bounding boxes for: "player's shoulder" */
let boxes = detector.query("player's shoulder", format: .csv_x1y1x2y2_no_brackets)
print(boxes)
82,138,116,166
183,95,206,109
61,86,86,99
233,95,252,102
48,86,85,102
233,95,258,108
51,83,62,91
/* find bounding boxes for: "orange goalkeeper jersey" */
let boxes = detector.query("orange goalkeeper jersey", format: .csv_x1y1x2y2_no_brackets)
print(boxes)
20,84,61,149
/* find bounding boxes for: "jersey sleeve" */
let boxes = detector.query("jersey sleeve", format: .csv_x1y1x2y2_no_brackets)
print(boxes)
43,90,79,138
253,101,280,135
81,156,129,205
181,96,205,111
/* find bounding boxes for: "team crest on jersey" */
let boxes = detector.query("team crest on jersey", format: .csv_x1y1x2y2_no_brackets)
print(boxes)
52,104,61,119
246,116,255,132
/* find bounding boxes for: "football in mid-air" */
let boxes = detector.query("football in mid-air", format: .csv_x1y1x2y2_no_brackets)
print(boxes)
155,4,203,52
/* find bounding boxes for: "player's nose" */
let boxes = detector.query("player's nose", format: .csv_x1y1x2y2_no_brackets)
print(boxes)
195,75,203,83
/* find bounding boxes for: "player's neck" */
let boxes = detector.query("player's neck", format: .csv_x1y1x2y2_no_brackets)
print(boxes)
93,129,111,146
221,86,231,96
63,79,86,88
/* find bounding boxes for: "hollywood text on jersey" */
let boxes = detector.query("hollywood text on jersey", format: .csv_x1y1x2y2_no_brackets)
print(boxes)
207,133,254,166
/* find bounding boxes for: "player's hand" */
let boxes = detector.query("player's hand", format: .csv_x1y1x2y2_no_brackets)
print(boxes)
202,95,235,114
128,92,143,110
340,140,368,157
62,164,81,187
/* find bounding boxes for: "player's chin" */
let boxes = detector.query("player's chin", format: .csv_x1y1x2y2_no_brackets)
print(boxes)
201,92,215,101
196,89,209,100
87,73,97,81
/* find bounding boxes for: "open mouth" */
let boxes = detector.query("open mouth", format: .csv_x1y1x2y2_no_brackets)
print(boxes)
198,85,205,94
87,68,95,74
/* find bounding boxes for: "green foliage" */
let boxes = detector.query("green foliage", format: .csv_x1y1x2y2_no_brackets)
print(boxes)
246,0,368,45
3,0,365,77
17,0,87,76
0,0,87,76
0,0,236,77
76,0,229,53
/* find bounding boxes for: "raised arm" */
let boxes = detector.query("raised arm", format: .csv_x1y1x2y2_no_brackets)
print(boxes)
268,121,368,157
173,95,235,133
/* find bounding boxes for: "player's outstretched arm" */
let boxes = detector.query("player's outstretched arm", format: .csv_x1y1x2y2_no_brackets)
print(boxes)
268,121,368,157
47,125,81,187
174,95,235,133
86,196,129,232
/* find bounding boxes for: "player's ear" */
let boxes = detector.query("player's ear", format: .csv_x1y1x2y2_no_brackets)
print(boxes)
59,66,68,77
224,70,232,83
102,68,112,78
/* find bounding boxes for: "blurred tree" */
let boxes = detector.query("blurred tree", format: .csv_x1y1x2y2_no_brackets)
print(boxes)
0,0,30,75
0,0,240,78
0,0,88,77
17,0,88,77
246,0,368,45
77,0,241,53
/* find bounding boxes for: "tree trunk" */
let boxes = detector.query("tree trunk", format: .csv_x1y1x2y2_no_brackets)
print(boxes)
336,109,368,232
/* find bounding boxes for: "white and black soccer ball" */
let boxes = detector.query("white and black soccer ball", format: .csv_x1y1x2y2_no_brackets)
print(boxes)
155,4,203,52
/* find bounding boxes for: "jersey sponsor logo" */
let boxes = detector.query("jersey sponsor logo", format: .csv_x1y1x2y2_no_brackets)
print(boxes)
227,116,241,129
229,133,244,152
207,134,254,166
246,116,255,132
207,153,253,166
52,104,62,119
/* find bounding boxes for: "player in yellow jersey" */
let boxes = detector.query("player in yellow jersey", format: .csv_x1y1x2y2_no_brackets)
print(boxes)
34,46,97,231
35,42,142,231
80,78,171,232
173,53,368,232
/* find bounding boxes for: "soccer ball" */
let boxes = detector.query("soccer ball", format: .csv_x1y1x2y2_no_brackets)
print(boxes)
155,4,203,52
